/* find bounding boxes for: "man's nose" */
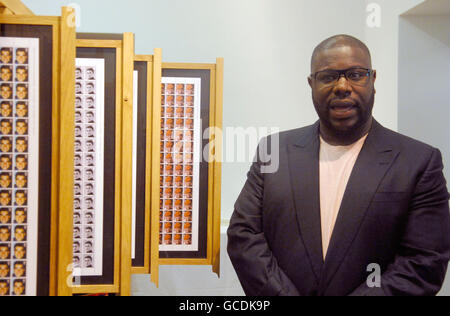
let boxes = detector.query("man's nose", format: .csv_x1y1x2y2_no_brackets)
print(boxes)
333,76,352,97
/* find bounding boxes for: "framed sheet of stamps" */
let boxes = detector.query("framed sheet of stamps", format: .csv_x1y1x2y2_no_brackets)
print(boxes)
150,60,223,286
0,7,77,296
71,33,134,296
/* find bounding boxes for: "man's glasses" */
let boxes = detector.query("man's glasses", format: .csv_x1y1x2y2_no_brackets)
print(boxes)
311,67,373,87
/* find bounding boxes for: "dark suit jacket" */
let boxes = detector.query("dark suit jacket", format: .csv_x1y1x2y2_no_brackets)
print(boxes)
227,119,450,296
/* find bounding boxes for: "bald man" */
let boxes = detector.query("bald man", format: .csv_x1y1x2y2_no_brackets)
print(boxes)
227,34,450,296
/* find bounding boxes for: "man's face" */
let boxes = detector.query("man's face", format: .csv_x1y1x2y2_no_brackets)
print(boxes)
15,209,26,224
16,139,27,153
16,103,28,117
0,156,11,170
16,121,27,135
16,68,28,82
15,156,27,170
86,84,94,94
14,245,25,259
13,281,24,295
0,192,11,206
0,174,11,188
14,227,25,242
0,262,9,278
16,50,28,64
1,85,12,99
86,199,93,208
1,67,12,81
15,174,27,188
0,138,11,153
308,45,376,135
1,50,12,64
1,121,12,135
0,209,10,223
0,227,10,241
16,85,28,100
1,103,11,117
84,257,92,267
15,192,26,206
86,98,94,108
14,263,25,277
0,245,9,259
0,281,8,295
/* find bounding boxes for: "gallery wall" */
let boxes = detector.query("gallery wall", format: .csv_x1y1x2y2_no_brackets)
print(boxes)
399,13,450,296
24,0,450,296
24,0,423,222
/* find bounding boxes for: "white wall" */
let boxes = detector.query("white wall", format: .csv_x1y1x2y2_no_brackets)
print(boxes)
398,13,450,296
23,0,436,296
23,0,422,221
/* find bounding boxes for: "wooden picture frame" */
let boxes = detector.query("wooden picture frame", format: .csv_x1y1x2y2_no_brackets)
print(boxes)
150,59,223,286
131,50,162,274
0,7,76,296
71,32,134,296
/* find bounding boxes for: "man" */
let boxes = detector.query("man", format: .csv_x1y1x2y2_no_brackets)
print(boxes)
15,173,27,189
0,262,9,278
15,102,28,118
15,120,28,136
14,244,25,260
0,48,12,64
15,84,28,100
0,208,10,224
12,279,25,296
0,173,11,189
0,66,12,82
15,155,27,171
13,262,25,278
15,191,27,207
1,101,12,117
15,137,27,153
0,155,12,171
14,208,26,224
15,66,28,82
15,48,28,64
1,83,12,99
0,137,12,153
0,119,12,135
227,35,450,296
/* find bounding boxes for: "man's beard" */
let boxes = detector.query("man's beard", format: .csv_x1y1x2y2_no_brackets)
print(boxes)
313,90,375,137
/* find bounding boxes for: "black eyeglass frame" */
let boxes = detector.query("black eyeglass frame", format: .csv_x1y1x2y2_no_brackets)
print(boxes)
310,67,374,86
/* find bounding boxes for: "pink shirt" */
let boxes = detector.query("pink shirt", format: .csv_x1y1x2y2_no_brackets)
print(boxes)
319,134,368,260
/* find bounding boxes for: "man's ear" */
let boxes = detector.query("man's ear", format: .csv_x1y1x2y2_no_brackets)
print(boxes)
308,76,313,88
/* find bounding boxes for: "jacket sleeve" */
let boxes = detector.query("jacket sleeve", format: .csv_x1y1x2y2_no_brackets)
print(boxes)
351,148,450,296
227,138,300,296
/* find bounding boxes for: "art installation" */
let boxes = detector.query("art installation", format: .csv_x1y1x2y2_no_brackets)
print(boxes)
0,37,39,296
159,78,201,252
73,59,105,277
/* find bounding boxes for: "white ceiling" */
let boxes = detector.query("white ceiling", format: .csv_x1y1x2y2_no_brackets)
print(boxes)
403,0,450,15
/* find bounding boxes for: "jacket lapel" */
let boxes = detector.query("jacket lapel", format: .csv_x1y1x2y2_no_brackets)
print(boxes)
319,120,399,292
287,121,324,282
